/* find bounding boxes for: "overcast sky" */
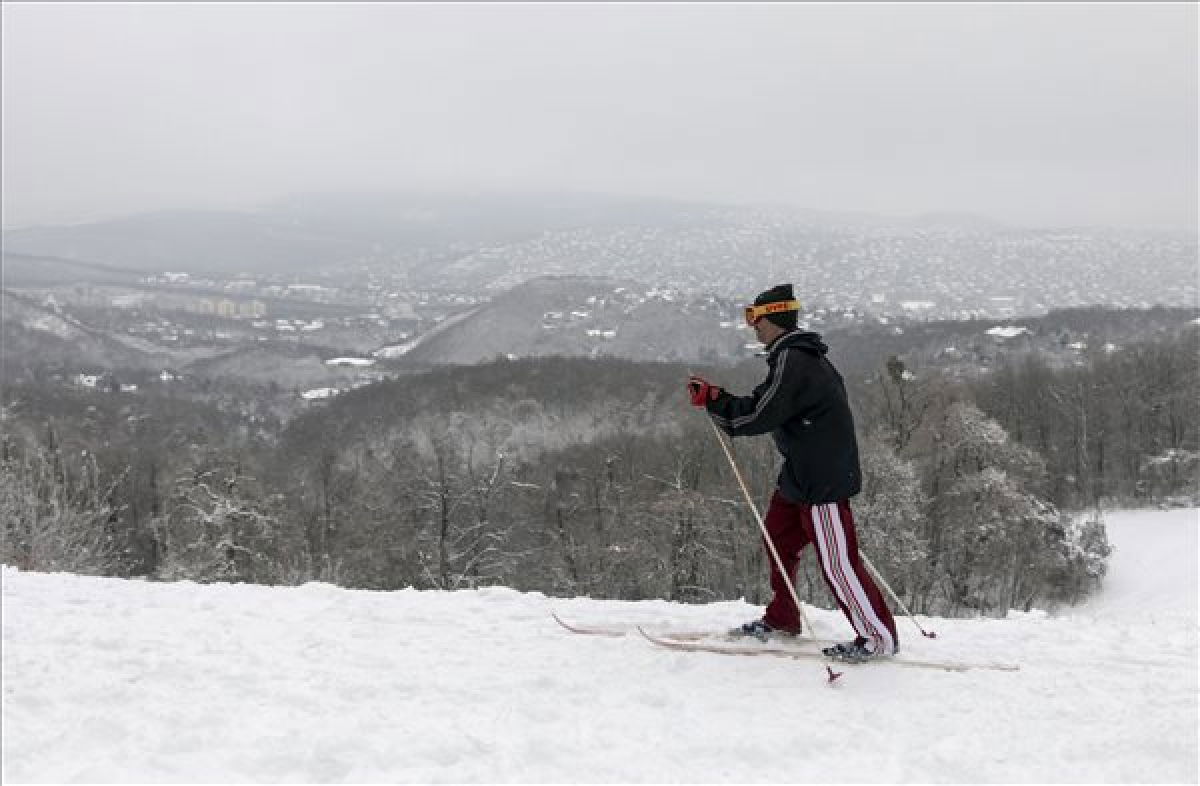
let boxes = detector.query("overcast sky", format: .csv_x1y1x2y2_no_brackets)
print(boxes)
2,3,1196,230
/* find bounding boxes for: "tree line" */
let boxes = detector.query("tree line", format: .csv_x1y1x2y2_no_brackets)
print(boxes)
2,328,1196,617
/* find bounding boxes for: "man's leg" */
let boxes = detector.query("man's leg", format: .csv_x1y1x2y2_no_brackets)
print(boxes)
760,490,812,633
808,500,899,654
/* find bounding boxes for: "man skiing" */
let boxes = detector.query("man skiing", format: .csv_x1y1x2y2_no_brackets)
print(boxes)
686,284,898,661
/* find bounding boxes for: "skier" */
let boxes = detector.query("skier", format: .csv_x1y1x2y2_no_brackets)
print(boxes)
686,284,899,661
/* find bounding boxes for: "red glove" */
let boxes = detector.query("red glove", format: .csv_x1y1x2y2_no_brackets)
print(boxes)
687,375,721,407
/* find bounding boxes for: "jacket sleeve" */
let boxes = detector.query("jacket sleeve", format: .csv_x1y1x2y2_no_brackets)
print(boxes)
706,348,803,437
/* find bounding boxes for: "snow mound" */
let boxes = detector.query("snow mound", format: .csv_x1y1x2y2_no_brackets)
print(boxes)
2,509,1196,783
300,387,339,400
324,357,375,367
986,325,1030,339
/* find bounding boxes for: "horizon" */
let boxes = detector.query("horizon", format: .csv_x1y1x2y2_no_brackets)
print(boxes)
2,187,1195,237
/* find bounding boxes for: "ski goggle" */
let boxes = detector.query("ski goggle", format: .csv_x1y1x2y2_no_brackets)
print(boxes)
744,300,801,326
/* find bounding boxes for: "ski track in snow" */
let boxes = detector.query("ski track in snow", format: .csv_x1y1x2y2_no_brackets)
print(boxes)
2,509,1196,783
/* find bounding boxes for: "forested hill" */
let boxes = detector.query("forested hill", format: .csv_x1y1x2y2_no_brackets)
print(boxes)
2,308,1195,613
280,355,693,465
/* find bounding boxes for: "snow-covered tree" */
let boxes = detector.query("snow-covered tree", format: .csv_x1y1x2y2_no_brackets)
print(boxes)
853,431,930,610
0,432,123,575
157,457,284,584
1042,510,1113,606
918,400,1111,615
932,467,1061,614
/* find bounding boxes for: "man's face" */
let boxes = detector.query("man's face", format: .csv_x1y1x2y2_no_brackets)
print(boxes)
752,317,777,345
751,317,767,344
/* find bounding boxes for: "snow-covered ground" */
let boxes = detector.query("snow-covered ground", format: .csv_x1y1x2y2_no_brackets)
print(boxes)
3,509,1196,783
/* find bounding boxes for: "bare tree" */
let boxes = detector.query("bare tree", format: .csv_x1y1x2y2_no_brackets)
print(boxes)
157,457,284,584
0,436,124,575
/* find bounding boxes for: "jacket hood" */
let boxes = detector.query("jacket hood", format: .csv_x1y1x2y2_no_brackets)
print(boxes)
767,329,828,357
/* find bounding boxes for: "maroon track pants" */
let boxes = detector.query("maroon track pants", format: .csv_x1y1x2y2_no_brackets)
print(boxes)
761,491,899,655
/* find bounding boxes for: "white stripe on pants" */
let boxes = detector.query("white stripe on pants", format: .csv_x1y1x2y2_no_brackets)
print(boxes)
811,502,896,655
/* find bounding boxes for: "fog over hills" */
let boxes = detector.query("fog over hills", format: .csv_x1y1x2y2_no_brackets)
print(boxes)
3,209,367,276
3,191,1194,320
1,192,716,275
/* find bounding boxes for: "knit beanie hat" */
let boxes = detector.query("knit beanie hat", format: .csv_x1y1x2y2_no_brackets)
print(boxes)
752,284,799,329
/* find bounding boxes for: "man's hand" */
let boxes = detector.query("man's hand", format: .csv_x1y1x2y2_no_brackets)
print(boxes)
687,375,721,407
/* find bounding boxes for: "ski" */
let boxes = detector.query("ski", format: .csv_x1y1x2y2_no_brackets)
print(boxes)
637,627,1020,673
551,611,714,641
551,611,837,646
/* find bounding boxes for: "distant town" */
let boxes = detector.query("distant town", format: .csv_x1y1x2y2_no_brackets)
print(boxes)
4,200,1196,410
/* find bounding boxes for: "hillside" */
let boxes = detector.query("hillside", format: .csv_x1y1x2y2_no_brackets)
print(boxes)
0,290,234,376
400,275,749,365
2,508,1195,782
394,275,1198,373
1,290,175,373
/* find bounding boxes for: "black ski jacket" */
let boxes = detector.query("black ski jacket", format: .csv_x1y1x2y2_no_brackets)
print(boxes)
705,330,862,504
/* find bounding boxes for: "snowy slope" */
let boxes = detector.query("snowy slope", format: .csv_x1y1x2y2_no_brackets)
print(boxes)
3,509,1196,783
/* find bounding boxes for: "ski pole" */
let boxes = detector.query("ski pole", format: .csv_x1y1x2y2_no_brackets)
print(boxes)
860,556,937,639
704,416,818,638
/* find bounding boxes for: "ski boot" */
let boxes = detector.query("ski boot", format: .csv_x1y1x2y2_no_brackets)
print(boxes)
822,637,888,663
729,618,799,642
